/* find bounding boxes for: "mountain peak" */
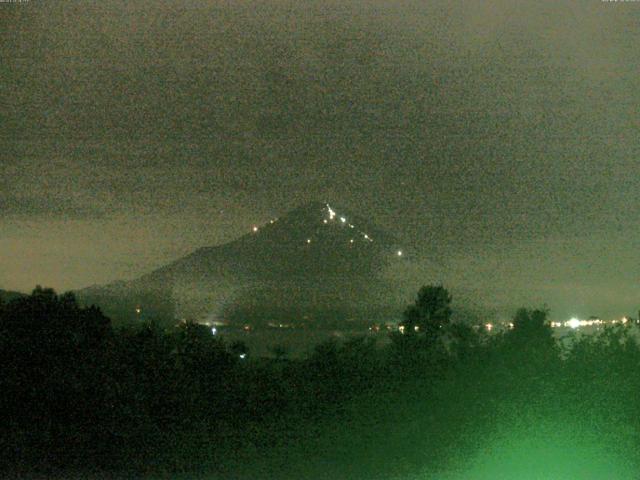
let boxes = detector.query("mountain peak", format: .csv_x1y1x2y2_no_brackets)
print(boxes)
77,201,407,325
246,201,386,250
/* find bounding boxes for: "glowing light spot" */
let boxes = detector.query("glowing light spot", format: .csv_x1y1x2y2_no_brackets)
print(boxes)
414,325,420,332
211,327,218,335
327,205,336,220
135,307,141,314
306,238,312,244
323,219,328,224
363,234,369,240
397,250,403,257
350,239,354,244
398,325,406,334
485,323,493,332
239,353,246,359
340,216,346,223
349,224,354,229
252,226,258,232
567,318,581,329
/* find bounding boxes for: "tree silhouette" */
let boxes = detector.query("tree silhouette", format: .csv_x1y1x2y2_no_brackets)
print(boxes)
509,307,554,345
401,285,452,339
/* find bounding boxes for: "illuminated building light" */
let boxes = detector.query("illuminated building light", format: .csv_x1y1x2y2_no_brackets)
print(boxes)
508,322,514,329
211,327,218,335
485,323,493,332
349,224,354,228
363,234,370,240
327,205,336,220
398,325,406,334
135,307,141,314
323,219,328,224
239,353,246,359
414,325,420,332
340,217,346,223
252,226,258,232
567,318,581,329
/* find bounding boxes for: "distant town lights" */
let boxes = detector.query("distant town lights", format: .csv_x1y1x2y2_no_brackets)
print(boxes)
567,318,581,329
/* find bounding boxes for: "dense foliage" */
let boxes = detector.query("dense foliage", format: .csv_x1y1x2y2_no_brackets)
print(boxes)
1,287,640,479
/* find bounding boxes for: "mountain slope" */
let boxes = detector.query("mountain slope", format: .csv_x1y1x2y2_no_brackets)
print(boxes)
77,202,409,326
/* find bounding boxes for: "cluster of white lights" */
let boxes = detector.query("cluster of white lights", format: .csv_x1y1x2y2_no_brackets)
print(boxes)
322,205,408,257
324,203,376,245
556,317,629,329
476,318,635,333
249,203,405,257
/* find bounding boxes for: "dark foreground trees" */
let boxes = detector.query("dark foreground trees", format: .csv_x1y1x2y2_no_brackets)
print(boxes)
400,285,452,338
2,286,640,479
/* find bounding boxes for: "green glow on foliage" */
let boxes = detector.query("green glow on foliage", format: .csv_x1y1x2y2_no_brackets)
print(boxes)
432,419,635,480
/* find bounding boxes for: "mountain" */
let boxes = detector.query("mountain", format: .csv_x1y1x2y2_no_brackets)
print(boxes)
77,202,409,327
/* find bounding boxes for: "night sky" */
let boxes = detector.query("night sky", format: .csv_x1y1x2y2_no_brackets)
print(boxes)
2,1,640,320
